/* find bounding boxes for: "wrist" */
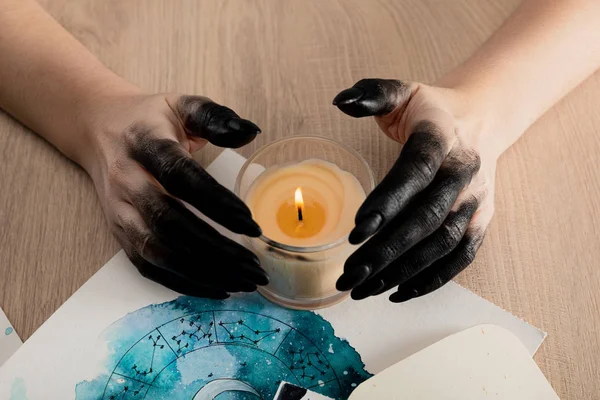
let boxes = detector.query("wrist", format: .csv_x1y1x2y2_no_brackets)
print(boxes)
435,75,523,161
72,76,143,179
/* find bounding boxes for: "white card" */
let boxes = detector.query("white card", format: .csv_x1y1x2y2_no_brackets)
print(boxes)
349,325,558,399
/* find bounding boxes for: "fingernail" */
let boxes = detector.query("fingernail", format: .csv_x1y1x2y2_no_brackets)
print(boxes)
230,215,262,237
351,279,385,300
333,87,364,106
242,218,262,237
349,212,383,244
227,118,261,134
237,263,270,286
389,288,419,303
336,264,372,291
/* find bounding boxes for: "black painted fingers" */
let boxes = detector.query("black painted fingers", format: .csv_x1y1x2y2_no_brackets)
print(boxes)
333,78,492,302
127,127,261,237
348,122,454,245
349,197,480,300
129,251,231,299
170,95,261,148
90,93,267,299
120,125,269,295
337,146,480,292
333,79,413,118
125,186,267,294
389,228,486,302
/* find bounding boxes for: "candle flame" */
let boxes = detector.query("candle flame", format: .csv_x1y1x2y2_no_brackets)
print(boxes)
295,187,304,222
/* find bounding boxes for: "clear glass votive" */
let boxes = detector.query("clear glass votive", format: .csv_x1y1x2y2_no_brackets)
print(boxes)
234,136,375,310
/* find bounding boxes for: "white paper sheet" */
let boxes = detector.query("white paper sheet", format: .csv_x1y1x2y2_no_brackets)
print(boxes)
0,150,546,400
0,309,21,369
349,325,558,399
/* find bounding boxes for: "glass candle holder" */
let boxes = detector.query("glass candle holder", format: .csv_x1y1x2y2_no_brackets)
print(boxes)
234,136,375,310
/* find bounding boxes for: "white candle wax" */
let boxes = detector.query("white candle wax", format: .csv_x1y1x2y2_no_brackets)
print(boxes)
244,159,366,309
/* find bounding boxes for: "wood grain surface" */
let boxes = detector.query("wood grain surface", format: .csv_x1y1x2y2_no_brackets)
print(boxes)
1,0,599,398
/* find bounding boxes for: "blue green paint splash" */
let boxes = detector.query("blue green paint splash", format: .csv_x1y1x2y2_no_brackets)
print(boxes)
76,293,371,399
10,377,27,400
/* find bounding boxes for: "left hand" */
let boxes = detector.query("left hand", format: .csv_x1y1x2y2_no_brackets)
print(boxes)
83,92,268,299
333,79,497,302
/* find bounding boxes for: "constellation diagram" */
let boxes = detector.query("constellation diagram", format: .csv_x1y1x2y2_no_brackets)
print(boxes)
288,349,330,380
218,319,281,345
76,295,371,400
171,316,215,354
131,334,164,377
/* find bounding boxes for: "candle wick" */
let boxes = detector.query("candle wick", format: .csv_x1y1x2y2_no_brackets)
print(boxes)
298,207,303,222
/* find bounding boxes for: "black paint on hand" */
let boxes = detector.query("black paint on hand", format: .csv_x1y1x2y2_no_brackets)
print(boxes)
117,96,268,299
333,78,487,303
332,78,411,118
128,127,261,237
175,96,260,148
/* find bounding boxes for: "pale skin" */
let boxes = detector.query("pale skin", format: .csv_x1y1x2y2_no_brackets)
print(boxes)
1,0,599,301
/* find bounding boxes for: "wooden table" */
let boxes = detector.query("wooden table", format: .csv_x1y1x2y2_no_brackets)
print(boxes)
1,0,599,398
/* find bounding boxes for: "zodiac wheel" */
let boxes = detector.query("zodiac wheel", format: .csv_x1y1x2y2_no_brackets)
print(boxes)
77,295,370,400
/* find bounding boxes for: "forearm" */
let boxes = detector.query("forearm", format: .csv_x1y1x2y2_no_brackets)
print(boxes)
0,0,139,169
438,0,600,156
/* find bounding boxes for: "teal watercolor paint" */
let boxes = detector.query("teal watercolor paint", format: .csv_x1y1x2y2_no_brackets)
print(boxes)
10,378,28,400
76,293,371,400
4,327,13,336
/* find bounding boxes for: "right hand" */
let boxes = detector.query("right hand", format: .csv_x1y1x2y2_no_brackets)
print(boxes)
333,79,497,302
83,91,269,299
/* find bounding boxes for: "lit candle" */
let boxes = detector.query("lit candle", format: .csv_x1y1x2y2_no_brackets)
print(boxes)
295,187,303,221
276,186,326,239
243,159,366,309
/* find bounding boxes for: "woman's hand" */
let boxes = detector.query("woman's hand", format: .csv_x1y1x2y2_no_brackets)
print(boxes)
83,92,269,299
333,79,497,302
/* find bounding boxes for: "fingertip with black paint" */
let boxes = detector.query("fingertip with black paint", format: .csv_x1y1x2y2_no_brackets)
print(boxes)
336,264,372,291
233,217,262,238
332,87,365,106
349,212,383,244
209,292,231,300
227,117,261,134
231,249,261,268
351,278,385,300
332,78,410,118
389,288,419,303
176,95,261,149
178,282,231,300
206,118,260,149
236,262,270,286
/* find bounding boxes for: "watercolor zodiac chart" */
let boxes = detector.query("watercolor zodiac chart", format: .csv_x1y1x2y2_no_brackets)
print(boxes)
76,294,371,400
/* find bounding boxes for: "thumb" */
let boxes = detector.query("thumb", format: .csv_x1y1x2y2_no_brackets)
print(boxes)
167,94,261,149
332,79,415,118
